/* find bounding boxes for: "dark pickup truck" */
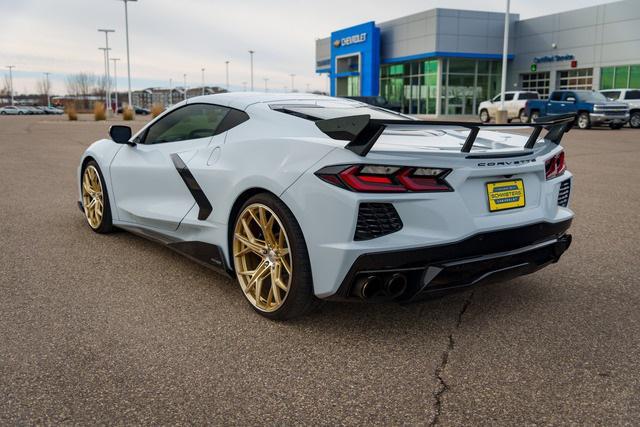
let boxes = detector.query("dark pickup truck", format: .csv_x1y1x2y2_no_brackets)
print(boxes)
524,90,629,129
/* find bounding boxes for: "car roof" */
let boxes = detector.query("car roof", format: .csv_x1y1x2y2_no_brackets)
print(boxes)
185,92,343,111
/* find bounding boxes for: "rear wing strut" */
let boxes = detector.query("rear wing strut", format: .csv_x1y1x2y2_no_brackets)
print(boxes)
315,113,576,157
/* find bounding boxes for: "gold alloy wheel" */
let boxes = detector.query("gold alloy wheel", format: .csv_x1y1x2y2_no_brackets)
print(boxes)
233,203,292,312
82,165,104,229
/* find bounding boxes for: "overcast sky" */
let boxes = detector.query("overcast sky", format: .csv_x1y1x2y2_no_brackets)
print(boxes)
1,0,623,95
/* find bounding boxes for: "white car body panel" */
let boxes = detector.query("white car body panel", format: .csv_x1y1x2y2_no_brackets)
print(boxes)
77,93,574,301
479,91,539,121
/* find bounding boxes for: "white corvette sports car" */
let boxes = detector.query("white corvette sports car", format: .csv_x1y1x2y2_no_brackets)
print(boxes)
78,93,574,319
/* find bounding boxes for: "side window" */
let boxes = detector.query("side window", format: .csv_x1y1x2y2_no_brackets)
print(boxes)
143,104,230,144
504,93,515,101
625,90,640,100
550,92,563,101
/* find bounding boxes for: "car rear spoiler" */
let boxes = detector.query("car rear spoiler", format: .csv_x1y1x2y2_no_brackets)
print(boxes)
315,113,576,157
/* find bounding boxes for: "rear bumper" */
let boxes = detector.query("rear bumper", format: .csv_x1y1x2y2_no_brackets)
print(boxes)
327,219,572,302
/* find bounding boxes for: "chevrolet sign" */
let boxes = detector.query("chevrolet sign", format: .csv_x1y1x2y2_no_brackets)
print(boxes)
334,33,367,48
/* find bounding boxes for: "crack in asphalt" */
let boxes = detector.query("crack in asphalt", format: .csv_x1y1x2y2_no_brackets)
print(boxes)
430,291,474,426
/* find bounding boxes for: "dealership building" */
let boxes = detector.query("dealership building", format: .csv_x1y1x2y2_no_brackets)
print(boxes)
315,0,640,116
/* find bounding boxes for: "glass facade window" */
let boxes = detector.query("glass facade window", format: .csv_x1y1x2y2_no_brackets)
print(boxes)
520,72,551,98
558,68,593,90
600,64,640,89
380,59,438,114
440,58,502,115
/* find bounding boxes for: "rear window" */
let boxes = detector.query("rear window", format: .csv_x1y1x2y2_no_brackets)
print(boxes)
518,92,539,100
625,90,640,100
270,99,410,121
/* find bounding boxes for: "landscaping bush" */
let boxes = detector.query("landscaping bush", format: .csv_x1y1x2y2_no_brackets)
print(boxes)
66,104,78,121
94,102,106,121
151,104,165,118
122,106,134,121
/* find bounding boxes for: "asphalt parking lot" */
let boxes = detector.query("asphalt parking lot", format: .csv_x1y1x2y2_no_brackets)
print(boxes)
1,114,639,424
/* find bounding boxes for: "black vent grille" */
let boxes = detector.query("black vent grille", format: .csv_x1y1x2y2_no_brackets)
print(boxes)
355,203,403,241
558,179,571,207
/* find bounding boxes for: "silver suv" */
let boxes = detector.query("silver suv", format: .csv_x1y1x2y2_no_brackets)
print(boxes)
600,89,640,128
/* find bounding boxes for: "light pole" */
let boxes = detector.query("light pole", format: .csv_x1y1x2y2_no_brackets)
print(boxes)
497,0,511,124
225,61,229,90
44,72,51,107
201,67,205,96
118,0,137,107
263,78,269,92
248,50,254,91
111,58,120,111
6,65,14,105
290,74,295,92
169,78,173,106
98,29,115,112
99,47,111,108
183,73,187,101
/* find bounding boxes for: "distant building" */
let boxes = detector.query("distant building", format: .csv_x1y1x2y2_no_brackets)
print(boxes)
132,86,227,108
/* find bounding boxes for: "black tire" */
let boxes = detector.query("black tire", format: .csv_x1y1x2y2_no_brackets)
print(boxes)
0,111,5,115
609,123,623,130
629,111,640,129
530,110,540,123
479,109,490,123
18,111,23,115
518,109,528,123
577,112,591,129
232,193,320,320
81,160,114,234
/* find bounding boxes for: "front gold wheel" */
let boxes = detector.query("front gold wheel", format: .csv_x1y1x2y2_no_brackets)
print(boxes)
82,165,104,229
233,203,292,313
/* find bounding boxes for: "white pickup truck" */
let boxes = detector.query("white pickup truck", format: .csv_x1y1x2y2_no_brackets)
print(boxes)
599,89,640,128
478,91,540,123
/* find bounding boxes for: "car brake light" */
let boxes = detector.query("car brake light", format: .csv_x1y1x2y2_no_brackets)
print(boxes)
315,164,453,193
545,151,566,180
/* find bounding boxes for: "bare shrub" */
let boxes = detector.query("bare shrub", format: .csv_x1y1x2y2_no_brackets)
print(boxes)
94,102,106,121
151,104,165,118
122,106,134,121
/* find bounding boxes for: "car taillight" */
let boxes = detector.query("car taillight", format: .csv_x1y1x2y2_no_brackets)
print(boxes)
315,164,453,193
545,151,566,180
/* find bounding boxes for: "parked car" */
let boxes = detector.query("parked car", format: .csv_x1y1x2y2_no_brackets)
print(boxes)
42,106,64,115
77,93,574,319
599,89,640,128
117,106,150,115
478,91,539,123
344,96,402,113
524,90,629,129
20,106,44,115
0,106,22,115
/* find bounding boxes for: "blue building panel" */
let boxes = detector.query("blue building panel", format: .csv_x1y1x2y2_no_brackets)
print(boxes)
330,21,380,96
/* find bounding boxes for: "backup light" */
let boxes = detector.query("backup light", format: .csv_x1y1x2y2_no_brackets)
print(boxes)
545,151,566,180
315,164,453,193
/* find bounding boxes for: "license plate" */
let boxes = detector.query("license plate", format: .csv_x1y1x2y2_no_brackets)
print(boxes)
486,179,526,212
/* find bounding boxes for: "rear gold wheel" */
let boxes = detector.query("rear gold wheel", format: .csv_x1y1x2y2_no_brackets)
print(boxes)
233,203,292,313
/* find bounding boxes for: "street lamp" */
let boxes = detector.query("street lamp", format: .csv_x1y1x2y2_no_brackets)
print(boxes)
6,65,14,105
118,0,137,107
98,29,115,113
111,58,120,111
497,0,511,124
99,47,111,109
225,61,230,90
248,50,254,91
290,73,295,92
183,73,187,101
263,78,269,92
201,67,205,96
44,72,51,107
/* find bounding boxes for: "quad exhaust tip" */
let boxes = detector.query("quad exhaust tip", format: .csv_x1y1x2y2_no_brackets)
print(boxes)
354,273,407,300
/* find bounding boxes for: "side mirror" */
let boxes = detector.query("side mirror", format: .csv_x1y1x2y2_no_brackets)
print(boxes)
566,97,576,103
109,125,133,145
